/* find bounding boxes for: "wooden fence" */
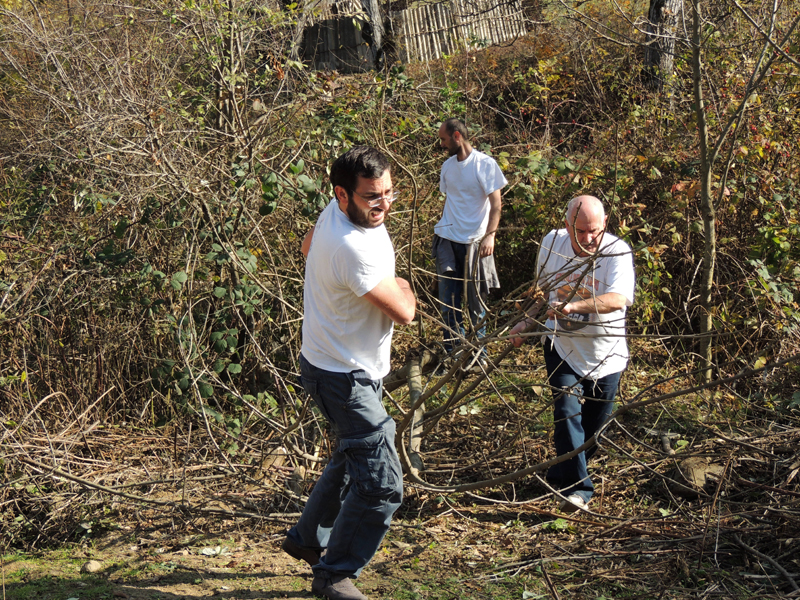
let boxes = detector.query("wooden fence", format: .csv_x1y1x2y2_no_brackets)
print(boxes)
301,0,527,72
394,0,526,63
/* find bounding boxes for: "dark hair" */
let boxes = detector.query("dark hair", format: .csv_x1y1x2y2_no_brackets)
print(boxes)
330,146,391,194
442,118,469,140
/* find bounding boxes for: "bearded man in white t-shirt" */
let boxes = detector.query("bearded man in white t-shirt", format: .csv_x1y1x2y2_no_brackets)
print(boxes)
433,118,508,367
510,196,635,513
282,147,416,600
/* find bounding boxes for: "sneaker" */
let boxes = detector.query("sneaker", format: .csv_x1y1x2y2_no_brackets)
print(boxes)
466,357,489,374
311,572,368,600
281,537,322,567
559,493,588,513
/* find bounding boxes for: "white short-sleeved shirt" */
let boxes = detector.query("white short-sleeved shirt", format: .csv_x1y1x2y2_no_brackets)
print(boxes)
301,199,396,379
537,229,635,379
434,150,508,244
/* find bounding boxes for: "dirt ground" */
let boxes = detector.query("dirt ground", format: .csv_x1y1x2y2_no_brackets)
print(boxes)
5,395,800,600
3,508,529,600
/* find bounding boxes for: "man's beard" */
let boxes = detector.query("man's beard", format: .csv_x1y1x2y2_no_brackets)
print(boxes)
346,198,387,229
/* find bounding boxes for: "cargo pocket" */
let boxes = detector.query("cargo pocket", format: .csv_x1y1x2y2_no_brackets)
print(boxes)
339,428,399,498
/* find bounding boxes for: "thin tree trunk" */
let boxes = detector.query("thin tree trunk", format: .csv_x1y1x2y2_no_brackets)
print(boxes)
691,0,715,383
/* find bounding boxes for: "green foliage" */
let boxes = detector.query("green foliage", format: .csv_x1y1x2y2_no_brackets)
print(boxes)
543,518,572,533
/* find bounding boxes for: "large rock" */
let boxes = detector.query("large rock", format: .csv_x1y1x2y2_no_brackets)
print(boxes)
669,457,727,498
81,560,104,573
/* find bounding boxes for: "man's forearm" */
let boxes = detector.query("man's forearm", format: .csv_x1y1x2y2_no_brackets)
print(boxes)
363,276,417,325
301,226,316,257
485,191,502,236
557,292,627,316
479,191,502,256
395,277,417,312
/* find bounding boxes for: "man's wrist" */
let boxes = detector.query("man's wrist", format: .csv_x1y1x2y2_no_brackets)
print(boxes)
559,303,575,316
562,301,590,315
516,316,533,329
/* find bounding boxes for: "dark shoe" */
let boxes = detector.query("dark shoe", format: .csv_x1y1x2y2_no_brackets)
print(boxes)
433,360,450,377
311,572,368,600
281,537,321,567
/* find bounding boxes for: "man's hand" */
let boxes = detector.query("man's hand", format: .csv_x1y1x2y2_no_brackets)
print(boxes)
546,303,567,320
479,233,495,257
509,319,531,348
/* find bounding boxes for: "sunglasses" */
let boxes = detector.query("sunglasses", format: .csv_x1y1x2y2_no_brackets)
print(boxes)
353,191,400,208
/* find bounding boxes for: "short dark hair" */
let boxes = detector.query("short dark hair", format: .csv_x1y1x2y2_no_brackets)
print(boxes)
442,118,469,140
330,146,391,195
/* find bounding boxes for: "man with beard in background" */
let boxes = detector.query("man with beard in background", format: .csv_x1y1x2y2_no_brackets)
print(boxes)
432,118,507,370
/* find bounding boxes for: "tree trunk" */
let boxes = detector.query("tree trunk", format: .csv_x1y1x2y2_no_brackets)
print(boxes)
361,0,384,68
691,0,716,383
644,0,682,93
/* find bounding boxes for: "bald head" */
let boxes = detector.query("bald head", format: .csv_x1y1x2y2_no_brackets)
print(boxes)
565,195,607,257
567,195,605,222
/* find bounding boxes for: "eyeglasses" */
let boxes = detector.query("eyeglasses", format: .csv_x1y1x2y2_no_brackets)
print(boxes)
353,190,399,208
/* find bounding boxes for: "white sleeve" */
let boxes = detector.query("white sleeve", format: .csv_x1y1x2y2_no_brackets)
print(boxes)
535,231,558,283
603,242,635,305
477,157,508,196
331,242,389,298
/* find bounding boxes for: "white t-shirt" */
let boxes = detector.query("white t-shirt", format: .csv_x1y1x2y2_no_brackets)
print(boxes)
301,199,396,379
434,150,508,244
537,229,635,379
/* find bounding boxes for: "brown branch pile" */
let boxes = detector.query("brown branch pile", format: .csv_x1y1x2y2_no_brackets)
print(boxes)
412,413,800,597
1,408,314,548
3,359,799,597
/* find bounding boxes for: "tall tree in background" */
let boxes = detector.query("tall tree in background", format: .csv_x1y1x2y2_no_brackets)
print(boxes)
361,0,385,67
644,0,682,94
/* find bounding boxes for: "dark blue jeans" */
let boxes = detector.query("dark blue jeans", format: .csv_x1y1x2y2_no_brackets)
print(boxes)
287,355,403,578
437,241,486,354
544,340,621,503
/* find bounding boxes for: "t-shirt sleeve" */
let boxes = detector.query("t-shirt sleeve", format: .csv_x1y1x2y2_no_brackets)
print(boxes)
477,157,508,196
535,231,558,282
439,165,447,196
330,242,388,298
602,241,635,305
